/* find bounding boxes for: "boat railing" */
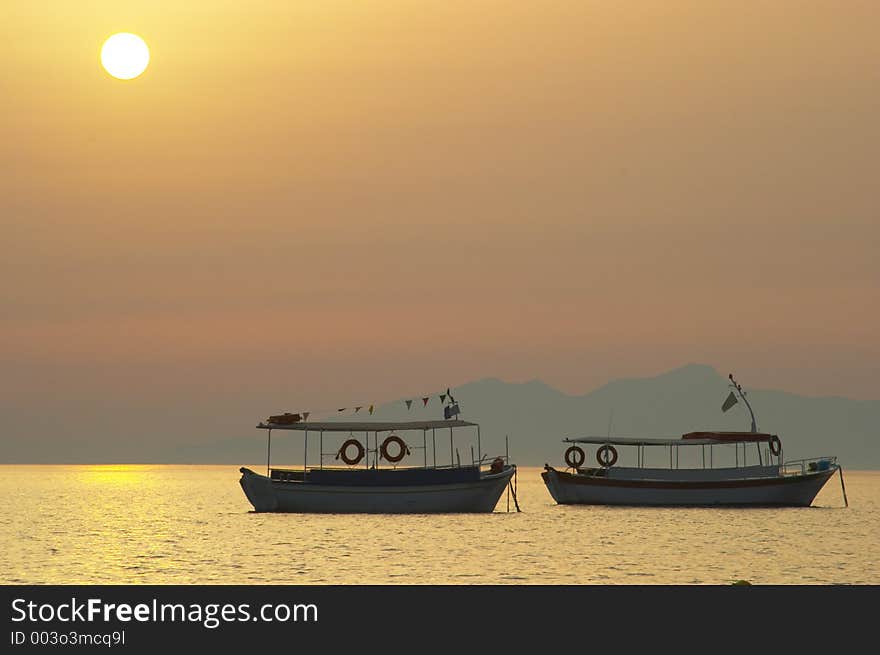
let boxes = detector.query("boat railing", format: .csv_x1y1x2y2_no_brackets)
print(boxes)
782,456,838,476
270,468,306,482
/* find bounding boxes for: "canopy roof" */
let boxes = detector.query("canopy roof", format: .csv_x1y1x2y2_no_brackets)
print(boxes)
257,420,477,432
565,431,778,447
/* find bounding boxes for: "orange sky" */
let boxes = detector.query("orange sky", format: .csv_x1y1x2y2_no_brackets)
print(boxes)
2,0,878,446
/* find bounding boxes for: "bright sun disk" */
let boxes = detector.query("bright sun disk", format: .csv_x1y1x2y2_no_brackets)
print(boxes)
101,33,150,80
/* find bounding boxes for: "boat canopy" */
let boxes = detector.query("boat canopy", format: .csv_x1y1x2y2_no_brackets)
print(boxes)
564,431,778,447
257,420,478,432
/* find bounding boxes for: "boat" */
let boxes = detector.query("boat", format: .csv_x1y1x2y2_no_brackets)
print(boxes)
542,374,847,507
239,412,518,513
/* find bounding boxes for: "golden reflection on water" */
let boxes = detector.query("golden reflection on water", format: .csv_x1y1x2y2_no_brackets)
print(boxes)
74,464,160,487
1,465,877,584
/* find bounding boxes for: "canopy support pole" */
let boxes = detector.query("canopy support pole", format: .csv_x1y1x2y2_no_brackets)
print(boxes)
449,427,454,468
266,429,272,476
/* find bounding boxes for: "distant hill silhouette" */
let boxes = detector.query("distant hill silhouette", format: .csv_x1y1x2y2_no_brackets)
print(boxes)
173,364,878,468
3,364,876,466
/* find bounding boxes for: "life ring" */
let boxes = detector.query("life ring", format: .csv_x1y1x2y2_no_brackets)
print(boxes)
597,444,618,467
564,446,586,469
380,435,410,463
769,436,781,456
336,438,365,466
490,457,505,474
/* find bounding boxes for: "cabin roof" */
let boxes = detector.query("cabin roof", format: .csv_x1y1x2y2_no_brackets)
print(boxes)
681,431,777,443
257,420,478,432
564,432,778,446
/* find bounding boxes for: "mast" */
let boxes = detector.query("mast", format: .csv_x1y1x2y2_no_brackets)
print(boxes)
728,373,757,433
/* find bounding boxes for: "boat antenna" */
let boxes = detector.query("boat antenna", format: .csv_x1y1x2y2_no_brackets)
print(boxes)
728,373,758,433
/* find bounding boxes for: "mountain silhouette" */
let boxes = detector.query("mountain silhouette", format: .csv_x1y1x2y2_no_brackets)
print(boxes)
4,364,875,466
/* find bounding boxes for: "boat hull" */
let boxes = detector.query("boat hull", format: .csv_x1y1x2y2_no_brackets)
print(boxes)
240,466,515,513
541,465,838,507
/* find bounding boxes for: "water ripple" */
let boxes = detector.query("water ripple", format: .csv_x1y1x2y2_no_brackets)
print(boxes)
1,465,877,584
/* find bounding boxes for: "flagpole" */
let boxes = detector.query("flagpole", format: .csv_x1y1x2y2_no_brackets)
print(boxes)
729,373,758,433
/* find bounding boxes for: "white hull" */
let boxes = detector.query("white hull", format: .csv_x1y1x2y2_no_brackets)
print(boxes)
542,465,838,507
240,466,515,513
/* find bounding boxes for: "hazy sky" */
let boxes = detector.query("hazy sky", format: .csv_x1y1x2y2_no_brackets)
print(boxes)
2,2,878,459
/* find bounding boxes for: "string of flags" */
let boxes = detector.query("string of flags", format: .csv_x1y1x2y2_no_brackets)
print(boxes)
337,404,375,415
268,388,457,425
335,388,455,414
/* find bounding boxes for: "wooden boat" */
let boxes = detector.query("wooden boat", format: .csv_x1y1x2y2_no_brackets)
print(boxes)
542,375,847,507
239,418,517,513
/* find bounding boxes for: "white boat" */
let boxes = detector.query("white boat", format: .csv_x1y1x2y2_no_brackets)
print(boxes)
239,418,518,513
542,375,848,508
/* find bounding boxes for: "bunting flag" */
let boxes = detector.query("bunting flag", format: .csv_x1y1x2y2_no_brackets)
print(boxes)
303,412,310,421
422,397,430,406
355,406,362,413
440,394,447,403
368,405,374,415
447,388,454,402
337,408,346,412
405,400,413,410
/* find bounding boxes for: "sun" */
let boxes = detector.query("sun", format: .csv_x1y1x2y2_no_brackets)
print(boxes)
101,33,150,80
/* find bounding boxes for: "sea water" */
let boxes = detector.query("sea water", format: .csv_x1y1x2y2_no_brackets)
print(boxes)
1,465,876,584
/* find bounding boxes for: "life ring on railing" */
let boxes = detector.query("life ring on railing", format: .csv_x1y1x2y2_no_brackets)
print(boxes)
336,438,365,466
490,457,505,474
769,436,782,456
597,445,618,468
564,446,586,469
380,435,410,463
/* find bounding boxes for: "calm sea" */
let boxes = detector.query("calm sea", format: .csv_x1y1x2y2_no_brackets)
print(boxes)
1,465,876,584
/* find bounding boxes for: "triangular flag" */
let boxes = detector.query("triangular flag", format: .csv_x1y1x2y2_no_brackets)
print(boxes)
368,405,374,415
338,408,346,412
355,406,362,413
447,387,455,402
440,394,447,402
405,400,413,410
303,412,310,421
422,397,430,407
721,391,738,412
